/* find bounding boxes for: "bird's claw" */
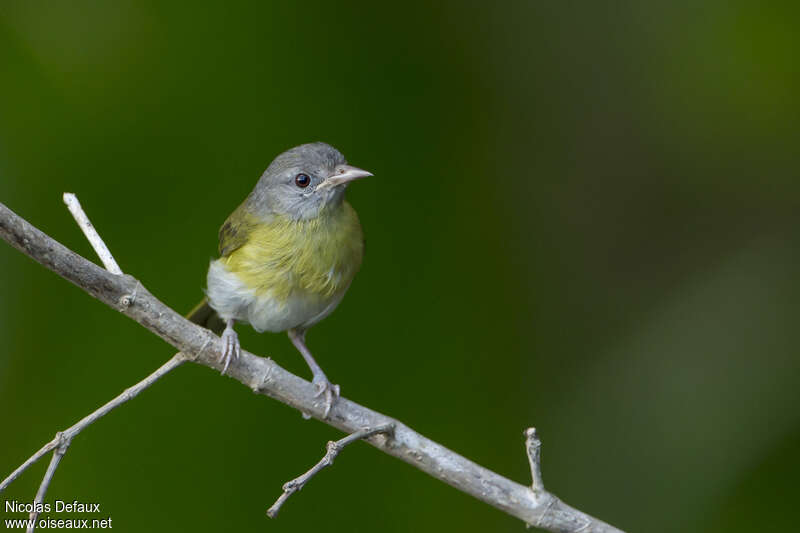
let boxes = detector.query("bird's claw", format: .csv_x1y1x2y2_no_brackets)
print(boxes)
312,376,340,418
219,327,240,375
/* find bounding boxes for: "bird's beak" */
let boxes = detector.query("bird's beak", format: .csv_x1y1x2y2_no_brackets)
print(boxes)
317,165,373,191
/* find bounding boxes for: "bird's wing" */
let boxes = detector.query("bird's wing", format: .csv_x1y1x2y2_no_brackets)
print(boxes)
218,203,256,257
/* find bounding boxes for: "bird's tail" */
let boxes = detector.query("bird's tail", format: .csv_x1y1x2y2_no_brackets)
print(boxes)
186,297,226,335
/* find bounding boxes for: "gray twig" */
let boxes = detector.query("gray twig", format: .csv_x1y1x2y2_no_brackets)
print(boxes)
0,200,624,533
525,427,545,494
62,193,122,275
27,436,68,533
267,423,395,518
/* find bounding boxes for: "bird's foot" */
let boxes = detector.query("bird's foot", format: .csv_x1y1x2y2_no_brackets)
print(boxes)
312,373,340,419
219,324,240,375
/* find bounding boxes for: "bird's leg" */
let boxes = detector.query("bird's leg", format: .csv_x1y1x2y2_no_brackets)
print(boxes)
288,328,340,418
219,318,240,375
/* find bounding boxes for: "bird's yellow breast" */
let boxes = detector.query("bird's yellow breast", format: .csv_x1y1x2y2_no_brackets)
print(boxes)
221,202,364,303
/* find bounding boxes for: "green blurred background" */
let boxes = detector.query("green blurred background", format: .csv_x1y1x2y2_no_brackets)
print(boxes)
1,1,798,531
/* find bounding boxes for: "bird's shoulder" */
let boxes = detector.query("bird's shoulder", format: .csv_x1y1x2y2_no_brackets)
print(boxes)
218,202,263,257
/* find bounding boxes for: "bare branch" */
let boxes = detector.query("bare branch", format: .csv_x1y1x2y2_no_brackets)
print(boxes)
62,193,122,275
0,200,624,533
267,423,395,518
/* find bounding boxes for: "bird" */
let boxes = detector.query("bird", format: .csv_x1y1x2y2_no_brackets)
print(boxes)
187,142,371,417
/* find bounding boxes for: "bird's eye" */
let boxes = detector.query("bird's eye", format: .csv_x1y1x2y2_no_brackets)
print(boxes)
294,173,311,188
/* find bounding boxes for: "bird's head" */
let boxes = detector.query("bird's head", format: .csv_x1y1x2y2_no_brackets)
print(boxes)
249,142,372,220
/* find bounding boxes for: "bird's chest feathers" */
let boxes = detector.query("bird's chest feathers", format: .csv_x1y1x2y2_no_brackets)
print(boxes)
223,203,363,302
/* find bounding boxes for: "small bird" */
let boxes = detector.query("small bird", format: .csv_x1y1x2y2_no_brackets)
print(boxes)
187,142,371,417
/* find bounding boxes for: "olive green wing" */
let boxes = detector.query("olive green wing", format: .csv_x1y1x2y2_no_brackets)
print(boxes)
218,202,256,257
185,203,255,334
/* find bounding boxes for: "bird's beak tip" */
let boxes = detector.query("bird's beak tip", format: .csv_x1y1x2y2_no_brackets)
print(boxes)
328,165,373,186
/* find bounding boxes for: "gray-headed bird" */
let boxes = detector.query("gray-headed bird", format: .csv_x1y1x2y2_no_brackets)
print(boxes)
188,142,371,417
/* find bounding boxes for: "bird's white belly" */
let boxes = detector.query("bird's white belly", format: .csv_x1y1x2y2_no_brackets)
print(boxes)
206,259,346,332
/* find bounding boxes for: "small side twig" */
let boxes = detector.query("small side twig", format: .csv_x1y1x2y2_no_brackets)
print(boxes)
267,423,395,518
522,427,608,532
525,427,545,494
63,192,122,275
